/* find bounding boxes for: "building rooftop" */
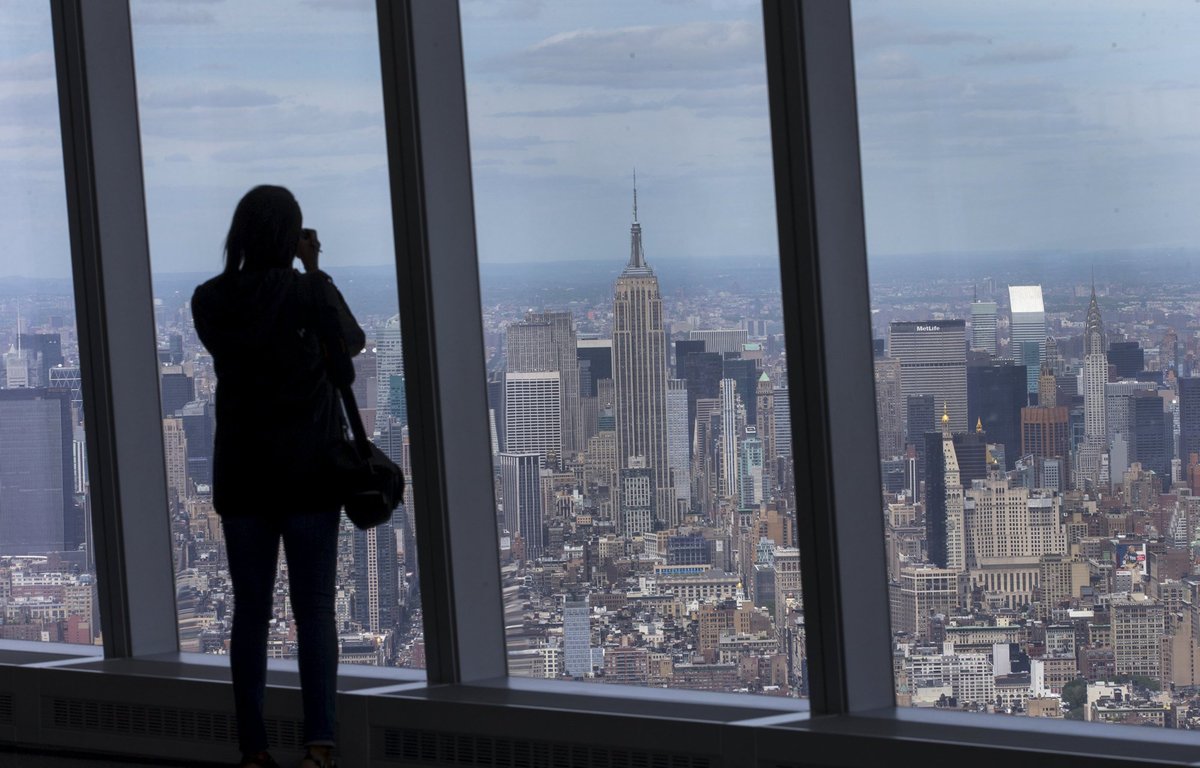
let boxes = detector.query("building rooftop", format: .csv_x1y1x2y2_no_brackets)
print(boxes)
1008,284,1045,314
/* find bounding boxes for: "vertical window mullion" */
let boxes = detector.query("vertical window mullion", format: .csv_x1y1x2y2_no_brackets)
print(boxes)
762,0,894,714
375,0,507,684
50,0,177,658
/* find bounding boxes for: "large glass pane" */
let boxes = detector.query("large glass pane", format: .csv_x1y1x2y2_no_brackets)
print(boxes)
0,2,98,646
857,0,1200,726
131,0,423,668
463,2,806,697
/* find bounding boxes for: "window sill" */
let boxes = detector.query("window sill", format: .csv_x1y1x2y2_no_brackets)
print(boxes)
5,649,1195,767
759,706,1200,767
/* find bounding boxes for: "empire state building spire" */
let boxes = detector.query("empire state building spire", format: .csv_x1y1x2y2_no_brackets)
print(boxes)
626,170,648,272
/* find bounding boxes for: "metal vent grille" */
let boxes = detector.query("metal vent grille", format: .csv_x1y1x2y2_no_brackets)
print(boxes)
382,728,712,768
0,692,13,725
46,696,304,748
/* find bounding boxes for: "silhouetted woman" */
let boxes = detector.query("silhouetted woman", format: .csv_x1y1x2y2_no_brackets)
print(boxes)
193,185,364,768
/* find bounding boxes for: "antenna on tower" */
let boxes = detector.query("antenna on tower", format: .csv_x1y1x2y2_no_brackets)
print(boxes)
632,167,638,223
15,304,21,353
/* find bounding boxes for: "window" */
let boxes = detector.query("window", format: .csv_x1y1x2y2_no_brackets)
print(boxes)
0,1,97,647
857,0,1200,726
462,0,807,696
130,0,424,668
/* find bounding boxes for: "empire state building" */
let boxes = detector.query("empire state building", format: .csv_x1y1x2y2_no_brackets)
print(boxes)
613,184,676,528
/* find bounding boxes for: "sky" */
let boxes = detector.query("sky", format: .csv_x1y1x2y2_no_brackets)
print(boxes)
2,0,1200,279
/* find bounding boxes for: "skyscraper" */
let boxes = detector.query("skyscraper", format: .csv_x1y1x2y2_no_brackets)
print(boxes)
925,408,965,571
772,385,791,459
1179,377,1200,468
162,416,188,504
577,338,613,445
722,358,760,425
18,332,63,386
755,372,776,489
875,357,903,459
688,328,748,356
679,348,722,449
0,388,78,555
1130,390,1170,487
612,185,674,526
497,452,544,559
1021,405,1070,488
504,371,561,465
578,339,613,393
563,598,591,677
970,298,998,354
1104,380,1143,446
738,428,764,508
353,520,400,634
673,339,705,380
486,370,506,452
907,393,935,479
1108,341,1144,380
1008,285,1045,395
719,378,740,499
375,315,404,423
618,463,655,537
508,311,582,456
1077,284,1108,489
160,367,194,417
966,358,1025,470
666,378,690,513
179,399,215,488
965,474,1065,563
889,320,967,434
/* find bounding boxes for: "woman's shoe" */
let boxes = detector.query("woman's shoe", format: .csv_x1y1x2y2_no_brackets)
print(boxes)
300,747,337,768
239,751,282,768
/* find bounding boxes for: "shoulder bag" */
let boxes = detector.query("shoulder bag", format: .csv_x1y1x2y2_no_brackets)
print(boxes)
305,270,406,529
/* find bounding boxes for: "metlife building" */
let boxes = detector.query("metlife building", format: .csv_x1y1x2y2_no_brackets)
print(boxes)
888,320,968,437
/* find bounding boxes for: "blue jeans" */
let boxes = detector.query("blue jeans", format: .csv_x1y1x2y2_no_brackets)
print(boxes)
223,510,340,753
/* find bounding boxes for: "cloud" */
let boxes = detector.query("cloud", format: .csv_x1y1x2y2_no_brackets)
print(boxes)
207,128,380,163
471,134,559,152
856,51,921,81
494,95,646,119
491,85,767,120
488,21,764,89
0,52,56,82
130,3,219,26
139,98,381,142
963,43,1075,67
140,86,281,109
461,0,544,21
299,0,373,11
853,16,988,52
0,92,59,128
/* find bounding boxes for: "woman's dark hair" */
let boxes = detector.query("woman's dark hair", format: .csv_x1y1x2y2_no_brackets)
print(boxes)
223,185,302,275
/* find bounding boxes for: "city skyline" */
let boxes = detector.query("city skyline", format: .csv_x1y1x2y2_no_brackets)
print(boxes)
9,0,1200,730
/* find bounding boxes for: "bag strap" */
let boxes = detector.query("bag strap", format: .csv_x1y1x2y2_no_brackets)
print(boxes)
301,271,374,458
337,382,374,458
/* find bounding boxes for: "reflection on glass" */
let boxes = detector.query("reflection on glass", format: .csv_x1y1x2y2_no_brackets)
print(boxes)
857,1,1200,726
463,2,806,696
0,3,98,646
130,0,423,668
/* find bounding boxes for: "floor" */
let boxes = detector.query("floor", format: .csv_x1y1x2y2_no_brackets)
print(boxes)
0,748,231,767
